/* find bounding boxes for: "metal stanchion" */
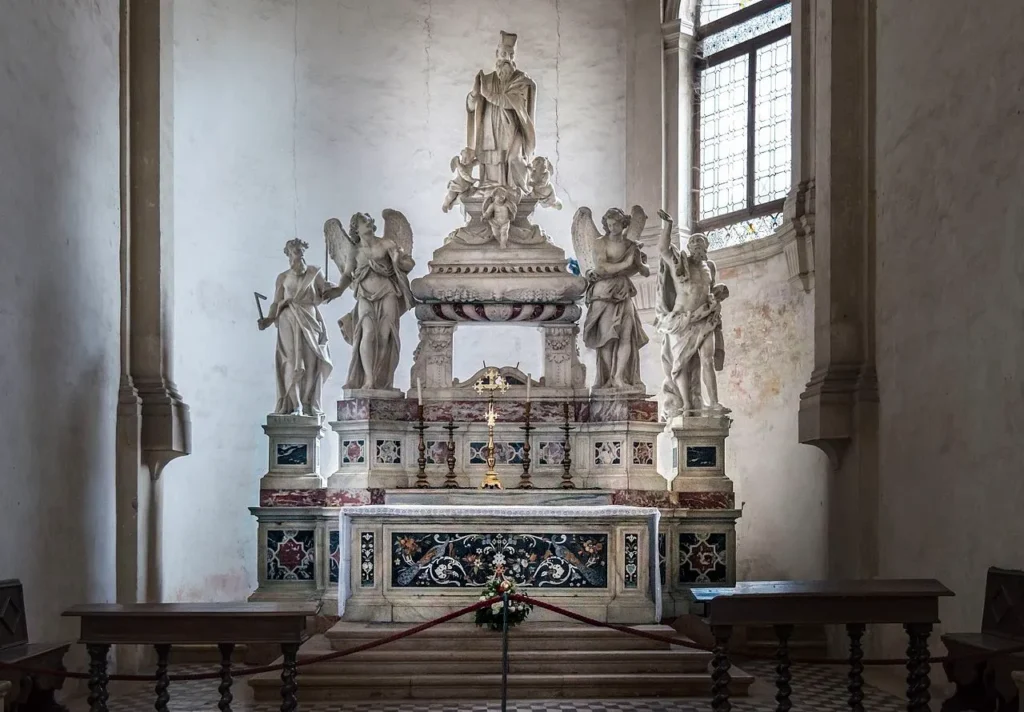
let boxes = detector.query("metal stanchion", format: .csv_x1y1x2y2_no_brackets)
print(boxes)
501,590,510,712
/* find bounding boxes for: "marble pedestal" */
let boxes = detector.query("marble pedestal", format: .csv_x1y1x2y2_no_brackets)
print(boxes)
670,415,733,493
338,504,660,625
260,414,325,490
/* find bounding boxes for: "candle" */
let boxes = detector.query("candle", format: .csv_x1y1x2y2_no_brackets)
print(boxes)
416,378,423,406
526,374,531,403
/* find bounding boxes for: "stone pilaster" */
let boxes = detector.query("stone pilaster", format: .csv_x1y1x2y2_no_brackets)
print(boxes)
661,17,696,231
410,322,455,390
542,324,585,390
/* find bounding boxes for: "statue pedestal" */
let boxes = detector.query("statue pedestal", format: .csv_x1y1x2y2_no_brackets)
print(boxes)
260,414,326,490
670,415,733,493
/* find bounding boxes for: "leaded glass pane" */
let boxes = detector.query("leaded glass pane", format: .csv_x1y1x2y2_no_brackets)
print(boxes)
699,0,749,25
703,212,783,250
754,36,791,204
698,56,748,221
701,2,791,56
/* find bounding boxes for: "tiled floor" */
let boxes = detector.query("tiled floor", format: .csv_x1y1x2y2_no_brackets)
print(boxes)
63,660,910,711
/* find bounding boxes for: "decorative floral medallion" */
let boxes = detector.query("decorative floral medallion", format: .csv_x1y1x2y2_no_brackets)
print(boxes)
266,529,315,581
678,532,728,584
632,441,655,466
341,440,365,464
391,532,608,589
469,441,525,465
593,441,622,465
537,441,565,465
329,530,341,583
623,533,639,589
359,532,375,587
375,439,402,464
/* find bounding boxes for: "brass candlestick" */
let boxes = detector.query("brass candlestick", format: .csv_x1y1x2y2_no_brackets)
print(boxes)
414,403,429,489
519,401,534,489
560,400,575,489
474,367,510,490
443,419,459,489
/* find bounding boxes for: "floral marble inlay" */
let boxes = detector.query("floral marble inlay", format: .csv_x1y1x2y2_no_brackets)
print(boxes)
329,530,341,584
624,533,639,589
375,439,402,464
469,441,524,465
593,441,622,466
678,532,728,584
266,529,315,581
275,443,308,466
391,532,608,589
632,441,654,466
359,531,375,587
341,440,365,464
537,441,565,465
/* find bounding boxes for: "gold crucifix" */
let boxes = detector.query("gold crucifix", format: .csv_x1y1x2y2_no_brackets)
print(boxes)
475,367,510,489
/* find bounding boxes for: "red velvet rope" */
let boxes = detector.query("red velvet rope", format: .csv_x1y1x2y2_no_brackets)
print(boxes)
2,592,1023,683
508,594,1024,666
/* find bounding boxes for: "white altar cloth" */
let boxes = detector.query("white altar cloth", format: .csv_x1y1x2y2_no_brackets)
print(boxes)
339,504,662,623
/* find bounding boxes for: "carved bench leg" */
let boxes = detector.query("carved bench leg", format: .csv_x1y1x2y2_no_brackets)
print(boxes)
86,643,110,712
218,643,235,712
847,623,865,712
905,622,933,712
773,624,793,712
279,642,299,712
153,643,171,712
711,624,733,712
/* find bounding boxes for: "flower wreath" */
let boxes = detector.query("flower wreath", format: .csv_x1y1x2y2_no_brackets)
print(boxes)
474,566,533,631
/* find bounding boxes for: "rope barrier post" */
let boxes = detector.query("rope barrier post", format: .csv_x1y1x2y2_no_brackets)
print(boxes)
501,590,510,712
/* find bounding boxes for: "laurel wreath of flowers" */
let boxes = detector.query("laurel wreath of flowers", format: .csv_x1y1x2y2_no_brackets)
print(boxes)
474,566,533,631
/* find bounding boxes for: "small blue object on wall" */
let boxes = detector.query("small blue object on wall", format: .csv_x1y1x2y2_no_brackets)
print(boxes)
276,443,308,466
567,258,581,275
685,445,717,468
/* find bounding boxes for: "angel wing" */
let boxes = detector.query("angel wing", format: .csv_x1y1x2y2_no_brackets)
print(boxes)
382,209,413,256
324,217,356,277
571,207,602,276
625,204,648,244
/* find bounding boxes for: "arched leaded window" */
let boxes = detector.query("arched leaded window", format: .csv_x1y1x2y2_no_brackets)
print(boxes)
693,0,792,249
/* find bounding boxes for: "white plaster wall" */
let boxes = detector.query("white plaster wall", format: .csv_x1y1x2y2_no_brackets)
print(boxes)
167,0,628,600
0,0,120,637
875,0,1024,636
715,251,829,580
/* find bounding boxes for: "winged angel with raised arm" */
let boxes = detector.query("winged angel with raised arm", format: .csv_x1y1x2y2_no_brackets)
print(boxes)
323,210,417,392
572,205,651,390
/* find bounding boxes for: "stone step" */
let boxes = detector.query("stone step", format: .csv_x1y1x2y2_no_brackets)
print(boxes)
250,671,753,702
298,647,711,676
325,621,679,652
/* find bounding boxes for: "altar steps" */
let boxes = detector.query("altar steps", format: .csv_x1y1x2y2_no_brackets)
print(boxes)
249,622,754,701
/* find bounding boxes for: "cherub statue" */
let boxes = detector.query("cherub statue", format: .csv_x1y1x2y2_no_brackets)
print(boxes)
324,210,417,392
571,205,651,390
528,156,562,210
482,187,518,249
257,238,334,416
442,149,478,213
654,209,730,416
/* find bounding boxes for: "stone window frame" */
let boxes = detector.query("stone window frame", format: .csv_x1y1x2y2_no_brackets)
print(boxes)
690,0,793,251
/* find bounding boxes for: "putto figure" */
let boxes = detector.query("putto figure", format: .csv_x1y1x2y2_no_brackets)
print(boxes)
442,149,478,213
466,31,536,193
257,238,333,416
324,210,416,392
572,205,651,390
655,210,730,416
528,156,562,210
482,186,517,248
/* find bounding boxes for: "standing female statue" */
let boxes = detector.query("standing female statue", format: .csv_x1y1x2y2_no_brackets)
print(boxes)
323,210,416,391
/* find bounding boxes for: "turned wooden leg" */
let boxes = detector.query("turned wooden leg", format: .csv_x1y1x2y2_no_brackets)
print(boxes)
710,624,733,712
153,643,171,712
905,622,933,712
846,623,865,712
86,643,110,712
279,642,299,712
218,643,235,712
773,624,793,712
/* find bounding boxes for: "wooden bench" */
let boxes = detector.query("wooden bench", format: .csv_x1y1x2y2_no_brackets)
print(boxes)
0,580,70,712
942,567,1024,712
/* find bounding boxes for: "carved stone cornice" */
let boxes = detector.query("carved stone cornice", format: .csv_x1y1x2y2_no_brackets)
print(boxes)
778,178,816,292
662,18,695,53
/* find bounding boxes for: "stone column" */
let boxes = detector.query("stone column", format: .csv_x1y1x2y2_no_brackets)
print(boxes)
626,0,664,217
542,324,584,390
661,6,696,239
797,0,879,583
411,322,456,390
115,0,190,665
778,0,817,291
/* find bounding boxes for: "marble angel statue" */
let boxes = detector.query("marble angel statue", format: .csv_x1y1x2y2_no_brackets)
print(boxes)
324,210,417,392
654,209,730,416
257,238,333,416
572,205,651,390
